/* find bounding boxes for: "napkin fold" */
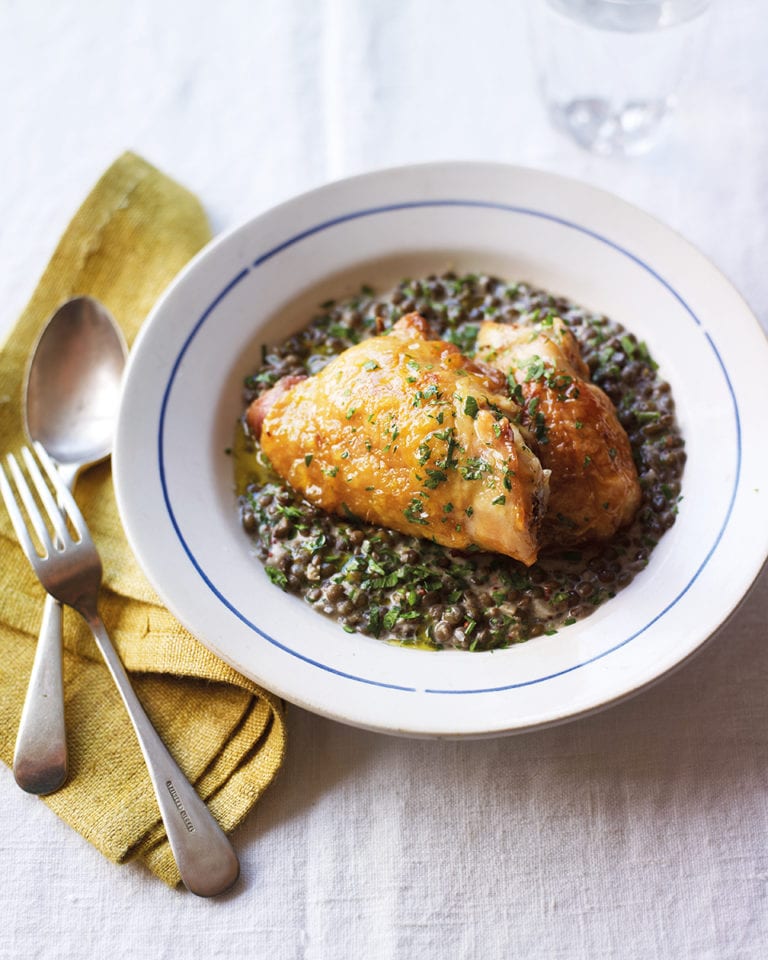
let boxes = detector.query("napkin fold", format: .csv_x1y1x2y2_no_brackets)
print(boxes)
0,153,286,887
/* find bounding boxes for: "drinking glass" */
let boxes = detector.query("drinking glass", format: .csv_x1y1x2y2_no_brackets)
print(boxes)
526,0,712,155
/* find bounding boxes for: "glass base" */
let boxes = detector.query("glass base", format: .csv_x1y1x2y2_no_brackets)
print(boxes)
548,96,674,156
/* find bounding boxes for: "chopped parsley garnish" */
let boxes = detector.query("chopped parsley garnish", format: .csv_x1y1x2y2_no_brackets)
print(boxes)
417,443,432,465
636,341,659,370
522,355,547,382
329,323,360,343
366,607,382,636
508,380,524,404
447,323,479,355
304,534,327,553
265,566,288,589
383,607,400,630
620,335,636,357
460,457,489,480
404,498,429,525
533,412,548,444
423,469,448,489
433,428,459,471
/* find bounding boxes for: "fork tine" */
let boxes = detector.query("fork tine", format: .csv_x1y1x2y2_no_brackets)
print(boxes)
21,445,72,546
1,455,53,561
29,442,88,540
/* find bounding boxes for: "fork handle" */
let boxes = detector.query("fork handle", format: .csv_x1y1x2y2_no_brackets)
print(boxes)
13,594,68,794
83,610,240,897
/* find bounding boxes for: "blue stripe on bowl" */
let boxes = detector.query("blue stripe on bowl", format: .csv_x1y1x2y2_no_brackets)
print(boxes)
157,200,741,695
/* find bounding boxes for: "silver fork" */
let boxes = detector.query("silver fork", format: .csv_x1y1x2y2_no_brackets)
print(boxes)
0,443,240,898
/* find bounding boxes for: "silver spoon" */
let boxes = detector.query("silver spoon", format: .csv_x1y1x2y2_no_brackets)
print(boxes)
13,296,127,794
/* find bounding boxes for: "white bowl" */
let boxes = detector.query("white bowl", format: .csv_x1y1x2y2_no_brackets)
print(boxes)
113,162,768,738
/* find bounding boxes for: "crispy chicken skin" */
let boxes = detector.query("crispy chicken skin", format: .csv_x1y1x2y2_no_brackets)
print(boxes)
246,374,307,436
254,314,549,565
475,317,641,546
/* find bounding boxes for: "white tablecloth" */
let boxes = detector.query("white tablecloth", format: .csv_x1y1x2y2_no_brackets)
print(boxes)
2,2,767,957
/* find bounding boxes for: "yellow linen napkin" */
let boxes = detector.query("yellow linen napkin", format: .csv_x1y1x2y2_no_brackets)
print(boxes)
0,152,286,887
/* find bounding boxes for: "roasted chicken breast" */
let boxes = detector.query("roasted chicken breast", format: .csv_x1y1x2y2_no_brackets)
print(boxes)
251,314,549,565
475,317,641,545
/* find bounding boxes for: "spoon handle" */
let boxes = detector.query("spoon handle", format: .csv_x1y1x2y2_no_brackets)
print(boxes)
13,594,68,794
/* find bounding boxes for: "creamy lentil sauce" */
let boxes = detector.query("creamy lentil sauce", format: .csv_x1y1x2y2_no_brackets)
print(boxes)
234,273,685,651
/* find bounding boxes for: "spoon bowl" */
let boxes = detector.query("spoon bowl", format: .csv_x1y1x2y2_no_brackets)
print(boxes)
25,296,127,477
13,296,127,794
